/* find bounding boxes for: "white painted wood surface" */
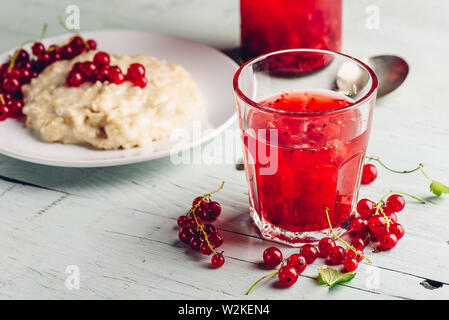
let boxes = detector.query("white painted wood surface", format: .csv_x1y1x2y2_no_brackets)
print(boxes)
1,0,449,299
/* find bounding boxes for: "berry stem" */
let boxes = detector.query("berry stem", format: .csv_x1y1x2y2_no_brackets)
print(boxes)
245,266,281,295
325,207,372,263
0,94,5,105
366,156,423,174
378,190,425,206
204,181,225,197
418,167,432,181
366,155,437,185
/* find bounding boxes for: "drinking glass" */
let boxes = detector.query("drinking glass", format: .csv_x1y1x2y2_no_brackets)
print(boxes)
233,49,378,245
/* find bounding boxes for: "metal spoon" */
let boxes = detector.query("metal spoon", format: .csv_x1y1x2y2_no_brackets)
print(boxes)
336,55,409,98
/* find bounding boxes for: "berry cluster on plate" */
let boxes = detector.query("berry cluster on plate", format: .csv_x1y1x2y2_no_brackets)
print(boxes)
0,35,97,120
66,51,147,88
0,33,149,121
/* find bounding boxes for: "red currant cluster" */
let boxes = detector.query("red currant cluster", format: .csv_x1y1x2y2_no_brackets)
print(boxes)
177,182,225,268
0,35,96,120
246,205,376,293
66,52,147,88
263,247,309,288
246,157,433,293
350,194,405,253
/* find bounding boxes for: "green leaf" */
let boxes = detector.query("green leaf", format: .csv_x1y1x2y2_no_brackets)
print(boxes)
316,266,356,288
430,180,449,196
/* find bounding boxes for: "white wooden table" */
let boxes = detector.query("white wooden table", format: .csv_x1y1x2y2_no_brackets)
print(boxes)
1,0,448,299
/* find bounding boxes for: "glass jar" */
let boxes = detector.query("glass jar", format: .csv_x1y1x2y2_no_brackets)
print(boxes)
241,0,342,61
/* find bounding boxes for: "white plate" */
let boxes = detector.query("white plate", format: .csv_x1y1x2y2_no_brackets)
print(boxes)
0,30,238,167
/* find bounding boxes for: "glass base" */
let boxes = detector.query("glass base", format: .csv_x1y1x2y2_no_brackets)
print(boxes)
250,208,348,246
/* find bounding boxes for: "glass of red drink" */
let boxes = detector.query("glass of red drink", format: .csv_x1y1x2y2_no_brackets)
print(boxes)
233,49,378,245
240,0,342,61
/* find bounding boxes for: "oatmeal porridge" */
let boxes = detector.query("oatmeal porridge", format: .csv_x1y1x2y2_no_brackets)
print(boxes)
22,51,204,150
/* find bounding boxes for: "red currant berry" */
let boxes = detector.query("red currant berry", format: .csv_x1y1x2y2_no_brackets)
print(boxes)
19,69,31,84
16,49,29,62
16,61,31,70
386,194,405,213
190,233,204,251
286,254,307,274
7,100,24,117
368,215,387,234
66,71,85,87
178,226,195,244
200,242,213,255
38,52,51,65
328,246,346,265
192,196,208,208
357,199,376,218
278,265,298,287
263,247,283,268
350,218,368,232
97,66,111,82
5,68,21,79
346,249,363,262
351,237,366,251
381,205,393,216
2,77,21,93
133,76,147,88
211,253,225,268
93,51,110,67
208,231,223,248
61,45,74,60
50,49,62,63
390,223,405,240
177,216,190,227
203,223,216,234
343,257,359,272
86,39,97,50
32,42,45,56
127,63,146,79
0,104,10,121
202,201,221,222
318,237,336,257
79,62,97,80
361,164,378,184
379,233,397,251
107,65,125,84
299,244,319,264
70,36,85,50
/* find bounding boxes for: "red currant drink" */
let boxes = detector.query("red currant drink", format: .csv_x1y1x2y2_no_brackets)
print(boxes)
244,91,368,236
234,50,377,245
240,0,342,61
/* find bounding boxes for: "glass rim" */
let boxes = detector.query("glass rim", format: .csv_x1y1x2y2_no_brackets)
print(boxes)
233,49,378,116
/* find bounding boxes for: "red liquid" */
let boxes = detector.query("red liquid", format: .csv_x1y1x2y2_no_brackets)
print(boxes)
242,91,369,233
241,0,342,61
